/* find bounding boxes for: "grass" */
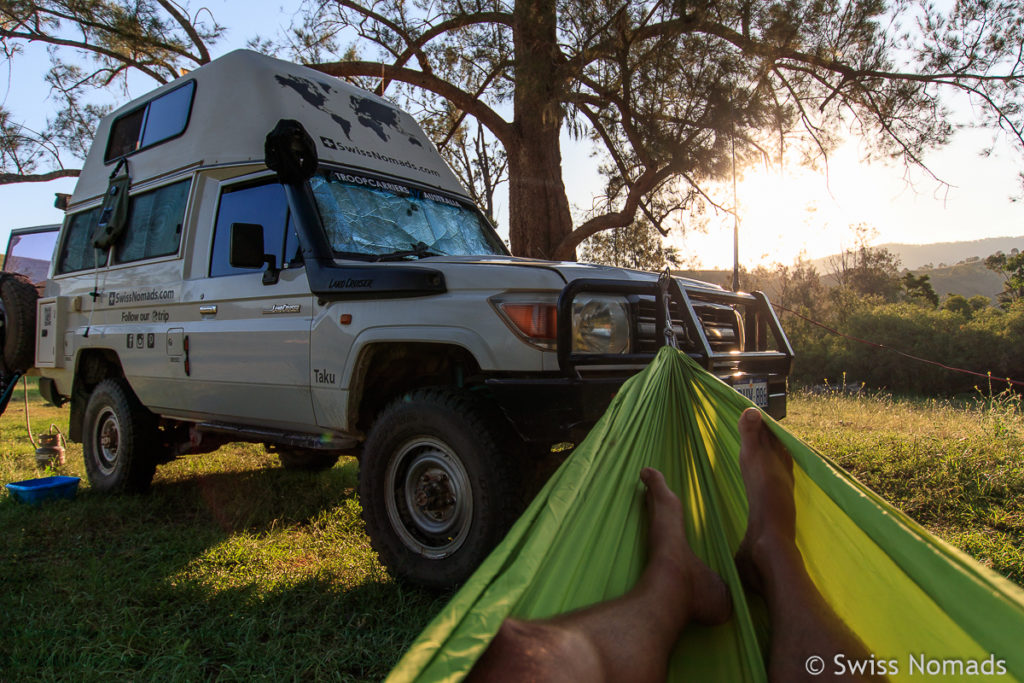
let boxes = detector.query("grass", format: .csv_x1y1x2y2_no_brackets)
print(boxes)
2,382,1023,680
0,383,445,681
787,387,1024,585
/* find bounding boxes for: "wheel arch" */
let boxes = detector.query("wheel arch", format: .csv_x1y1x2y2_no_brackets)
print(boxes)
69,348,126,442
347,340,486,437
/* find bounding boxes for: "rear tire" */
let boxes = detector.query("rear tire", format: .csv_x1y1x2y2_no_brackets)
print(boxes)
0,273,39,375
359,388,516,590
82,378,158,493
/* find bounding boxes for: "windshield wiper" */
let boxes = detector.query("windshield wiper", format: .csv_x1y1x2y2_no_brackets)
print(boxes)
373,241,440,262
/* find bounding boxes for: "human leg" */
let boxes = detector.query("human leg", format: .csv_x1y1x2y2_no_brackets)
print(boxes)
466,468,731,683
736,407,884,682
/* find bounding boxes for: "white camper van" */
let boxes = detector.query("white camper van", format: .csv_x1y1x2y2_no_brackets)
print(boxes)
0,51,793,588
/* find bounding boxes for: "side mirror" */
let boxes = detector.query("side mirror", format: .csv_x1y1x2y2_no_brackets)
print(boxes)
229,222,279,284
229,222,266,268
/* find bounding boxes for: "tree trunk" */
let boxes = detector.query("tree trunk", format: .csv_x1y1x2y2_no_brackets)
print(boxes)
508,0,574,260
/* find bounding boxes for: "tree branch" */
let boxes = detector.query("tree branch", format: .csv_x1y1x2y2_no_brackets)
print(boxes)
3,5,205,75
574,73,653,166
0,27,169,83
329,0,432,78
0,168,80,185
556,163,678,259
438,64,504,150
154,0,213,64
378,10,513,95
572,101,662,231
696,18,1021,87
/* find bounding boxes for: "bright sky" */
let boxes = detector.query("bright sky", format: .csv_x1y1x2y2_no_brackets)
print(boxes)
670,128,1024,269
2,3,1022,269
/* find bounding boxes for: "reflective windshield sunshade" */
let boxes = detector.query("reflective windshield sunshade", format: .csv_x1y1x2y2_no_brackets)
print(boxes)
310,172,506,259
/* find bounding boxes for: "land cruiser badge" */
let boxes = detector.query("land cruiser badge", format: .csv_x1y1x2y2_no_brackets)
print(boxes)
263,304,301,314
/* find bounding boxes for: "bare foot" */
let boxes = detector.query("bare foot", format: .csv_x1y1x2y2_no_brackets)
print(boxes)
733,405,882,682
735,407,800,588
639,467,732,626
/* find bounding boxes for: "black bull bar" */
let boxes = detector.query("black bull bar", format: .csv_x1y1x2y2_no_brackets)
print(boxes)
555,276,794,376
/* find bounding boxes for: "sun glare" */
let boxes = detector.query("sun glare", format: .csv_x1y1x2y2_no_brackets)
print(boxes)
735,168,852,263
670,152,894,270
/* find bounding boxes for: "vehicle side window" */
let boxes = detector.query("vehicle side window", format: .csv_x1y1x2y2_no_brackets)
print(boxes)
209,182,300,277
115,179,191,264
105,81,195,162
56,208,108,274
140,84,194,147
105,109,145,161
5,228,59,284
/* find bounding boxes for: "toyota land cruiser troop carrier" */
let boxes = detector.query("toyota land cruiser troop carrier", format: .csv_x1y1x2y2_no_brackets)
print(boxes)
0,50,793,588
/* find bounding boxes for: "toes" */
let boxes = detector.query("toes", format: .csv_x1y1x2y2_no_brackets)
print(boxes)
738,408,791,472
739,407,763,438
640,466,661,486
738,408,765,458
640,468,684,538
640,468,676,505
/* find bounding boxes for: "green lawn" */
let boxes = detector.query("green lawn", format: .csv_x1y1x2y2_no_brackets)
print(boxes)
0,384,443,681
1,384,1022,680
786,389,1024,585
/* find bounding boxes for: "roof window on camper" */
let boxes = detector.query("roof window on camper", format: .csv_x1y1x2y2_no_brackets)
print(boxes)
104,81,196,163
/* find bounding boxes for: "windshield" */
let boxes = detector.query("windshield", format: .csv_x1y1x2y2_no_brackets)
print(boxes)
310,171,507,259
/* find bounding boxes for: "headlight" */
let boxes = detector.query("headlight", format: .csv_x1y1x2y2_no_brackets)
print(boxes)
572,295,630,354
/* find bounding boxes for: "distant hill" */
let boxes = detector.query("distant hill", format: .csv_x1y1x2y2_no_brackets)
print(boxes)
803,235,1023,302
678,246,1011,303
915,261,1005,301
810,235,1024,271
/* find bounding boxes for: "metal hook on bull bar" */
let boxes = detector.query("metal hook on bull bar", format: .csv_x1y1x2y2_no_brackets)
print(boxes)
657,268,679,350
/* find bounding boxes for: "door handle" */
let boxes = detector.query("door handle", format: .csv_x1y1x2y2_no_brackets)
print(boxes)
199,305,218,315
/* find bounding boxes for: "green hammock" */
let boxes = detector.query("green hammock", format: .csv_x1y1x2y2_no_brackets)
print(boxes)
388,347,1024,682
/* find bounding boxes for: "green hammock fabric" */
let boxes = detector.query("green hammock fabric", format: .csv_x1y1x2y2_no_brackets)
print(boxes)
388,347,1024,682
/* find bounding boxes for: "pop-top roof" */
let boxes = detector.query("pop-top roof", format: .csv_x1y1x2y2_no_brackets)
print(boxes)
70,50,468,206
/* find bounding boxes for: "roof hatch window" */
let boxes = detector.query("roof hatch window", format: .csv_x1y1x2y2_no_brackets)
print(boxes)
104,81,195,163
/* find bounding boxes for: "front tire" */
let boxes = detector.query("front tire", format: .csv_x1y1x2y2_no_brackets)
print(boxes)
82,378,158,493
359,388,516,589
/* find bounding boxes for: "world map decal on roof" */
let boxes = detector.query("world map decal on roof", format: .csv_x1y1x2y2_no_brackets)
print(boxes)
349,95,423,147
274,74,352,139
274,73,424,148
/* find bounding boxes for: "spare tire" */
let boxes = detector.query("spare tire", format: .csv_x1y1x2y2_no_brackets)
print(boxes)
0,273,39,374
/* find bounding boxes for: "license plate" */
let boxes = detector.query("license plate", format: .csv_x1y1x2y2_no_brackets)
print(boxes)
732,378,769,408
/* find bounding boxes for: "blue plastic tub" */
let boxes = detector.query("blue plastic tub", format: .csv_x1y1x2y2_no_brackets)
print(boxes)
5,476,81,505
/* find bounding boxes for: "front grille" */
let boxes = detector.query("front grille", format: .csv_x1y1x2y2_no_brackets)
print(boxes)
635,297,741,354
